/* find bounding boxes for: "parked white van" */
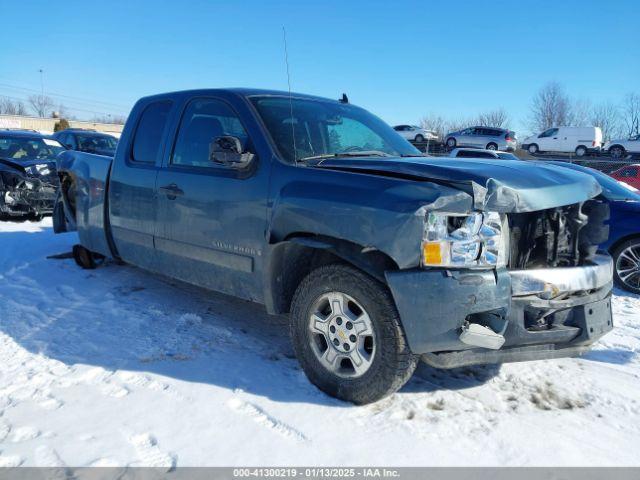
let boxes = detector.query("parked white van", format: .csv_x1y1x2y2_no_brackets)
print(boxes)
522,127,602,157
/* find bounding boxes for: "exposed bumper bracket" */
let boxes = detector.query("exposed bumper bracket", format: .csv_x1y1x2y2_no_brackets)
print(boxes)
509,254,612,297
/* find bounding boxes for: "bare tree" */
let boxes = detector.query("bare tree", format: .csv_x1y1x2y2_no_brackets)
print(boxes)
590,101,621,141
476,108,509,128
621,92,640,137
28,95,55,117
419,114,448,140
54,103,75,120
529,81,572,132
569,99,592,127
0,97,28,115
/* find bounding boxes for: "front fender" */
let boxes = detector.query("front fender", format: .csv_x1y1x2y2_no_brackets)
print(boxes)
267,168,473,269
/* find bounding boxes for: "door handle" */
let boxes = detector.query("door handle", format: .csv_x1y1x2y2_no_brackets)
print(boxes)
159,183,184,199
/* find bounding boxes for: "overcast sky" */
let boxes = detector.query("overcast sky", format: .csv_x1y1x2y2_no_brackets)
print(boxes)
1,0,638,134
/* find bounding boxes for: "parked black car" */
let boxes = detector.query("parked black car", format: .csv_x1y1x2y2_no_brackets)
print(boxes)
0,130,63,218
53,128,118,157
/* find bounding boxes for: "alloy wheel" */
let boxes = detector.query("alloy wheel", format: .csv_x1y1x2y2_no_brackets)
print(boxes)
616,244,640,291
308,291,376,378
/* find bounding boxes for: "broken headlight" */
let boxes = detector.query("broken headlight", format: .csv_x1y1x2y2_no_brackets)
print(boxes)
422,211,508,268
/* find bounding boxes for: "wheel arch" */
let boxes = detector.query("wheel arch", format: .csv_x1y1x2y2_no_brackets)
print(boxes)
608,233,640,256
608,144,626,152
263,233,399,315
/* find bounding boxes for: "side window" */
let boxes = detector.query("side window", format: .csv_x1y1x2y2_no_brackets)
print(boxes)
60,133,76,149
539,128,558,138
172,98,249,168
131,101,172,164
457,150,489,158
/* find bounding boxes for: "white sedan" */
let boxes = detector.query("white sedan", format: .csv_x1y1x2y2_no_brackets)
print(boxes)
604,134,640,158
393,125,438,143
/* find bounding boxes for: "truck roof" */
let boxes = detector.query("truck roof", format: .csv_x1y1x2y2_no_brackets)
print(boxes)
137,88,344,104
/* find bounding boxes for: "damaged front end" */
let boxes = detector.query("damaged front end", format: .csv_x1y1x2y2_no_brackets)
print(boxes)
0,164,58,218
386,197,613,368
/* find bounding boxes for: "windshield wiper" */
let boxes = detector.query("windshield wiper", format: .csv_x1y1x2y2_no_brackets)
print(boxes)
299,150,393,162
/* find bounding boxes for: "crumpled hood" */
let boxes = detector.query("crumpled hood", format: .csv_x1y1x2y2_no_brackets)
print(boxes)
0,157,56,173
0,157,58,185
311,157,602,213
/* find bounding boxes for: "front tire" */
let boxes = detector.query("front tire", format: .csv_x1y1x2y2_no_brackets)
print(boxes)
528,144,539,155
611,239,640,294
414,134,425,143
290,264,418,404
446,137,456,149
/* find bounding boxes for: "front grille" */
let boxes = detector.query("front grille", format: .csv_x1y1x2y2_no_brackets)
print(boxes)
507,199,609,270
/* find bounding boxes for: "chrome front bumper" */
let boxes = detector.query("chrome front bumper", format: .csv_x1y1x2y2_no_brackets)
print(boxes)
510,254,613,297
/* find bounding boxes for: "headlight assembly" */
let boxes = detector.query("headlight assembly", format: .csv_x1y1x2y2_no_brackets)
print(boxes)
422,211,508,268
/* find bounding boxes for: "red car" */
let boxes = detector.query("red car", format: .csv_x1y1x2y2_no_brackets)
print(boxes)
610,164,640,190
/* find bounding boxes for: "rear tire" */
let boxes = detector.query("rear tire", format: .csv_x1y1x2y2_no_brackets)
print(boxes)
527,144,539,155
610,146,626,159
575,146,587,157
446,137,456,149
289,264,418,404
72,244,97,269
486,142,498,151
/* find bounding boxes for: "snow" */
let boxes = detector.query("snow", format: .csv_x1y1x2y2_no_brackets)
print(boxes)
0,218,639,467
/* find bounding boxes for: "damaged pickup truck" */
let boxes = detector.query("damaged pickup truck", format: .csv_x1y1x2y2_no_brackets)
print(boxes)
0,130,62,218
53,89,613,404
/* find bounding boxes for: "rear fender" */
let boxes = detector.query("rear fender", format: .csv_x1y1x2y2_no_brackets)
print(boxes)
55,150,114,257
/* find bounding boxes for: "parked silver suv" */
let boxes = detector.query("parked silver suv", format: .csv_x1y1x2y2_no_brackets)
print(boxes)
445,126,517,151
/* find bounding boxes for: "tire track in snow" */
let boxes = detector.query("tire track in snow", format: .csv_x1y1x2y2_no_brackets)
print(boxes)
226,397,307,443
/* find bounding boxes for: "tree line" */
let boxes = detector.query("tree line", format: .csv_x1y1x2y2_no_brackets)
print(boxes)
0,94,127,125
420,81,639,142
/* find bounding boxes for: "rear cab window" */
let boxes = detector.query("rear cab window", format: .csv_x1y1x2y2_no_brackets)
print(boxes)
131,100,173,164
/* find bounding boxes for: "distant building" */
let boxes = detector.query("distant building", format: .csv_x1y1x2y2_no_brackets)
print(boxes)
0,114,124,137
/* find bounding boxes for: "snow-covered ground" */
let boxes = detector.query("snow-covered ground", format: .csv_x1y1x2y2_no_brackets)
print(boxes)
0,218,639,468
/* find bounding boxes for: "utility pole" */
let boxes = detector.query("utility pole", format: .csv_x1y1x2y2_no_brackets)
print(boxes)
38,68,44,97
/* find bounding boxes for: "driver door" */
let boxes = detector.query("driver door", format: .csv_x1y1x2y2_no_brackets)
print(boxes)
154,97,269,301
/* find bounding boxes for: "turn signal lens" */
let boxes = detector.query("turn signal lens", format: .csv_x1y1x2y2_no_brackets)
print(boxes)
423,241,445,265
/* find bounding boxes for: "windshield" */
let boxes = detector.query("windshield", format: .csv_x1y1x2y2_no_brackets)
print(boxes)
250,96,420,163
0,136,65,161
77,134,117,152
586,167,640,201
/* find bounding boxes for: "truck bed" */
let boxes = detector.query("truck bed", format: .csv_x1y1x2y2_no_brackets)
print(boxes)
54,150,114,258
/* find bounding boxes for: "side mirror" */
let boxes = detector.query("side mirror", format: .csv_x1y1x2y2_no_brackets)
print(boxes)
209,136,254,167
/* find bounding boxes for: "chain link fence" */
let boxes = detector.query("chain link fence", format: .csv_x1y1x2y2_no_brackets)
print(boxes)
411,141,639,176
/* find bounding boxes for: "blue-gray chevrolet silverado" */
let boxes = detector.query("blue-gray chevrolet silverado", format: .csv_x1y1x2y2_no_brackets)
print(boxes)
53,89,614,404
